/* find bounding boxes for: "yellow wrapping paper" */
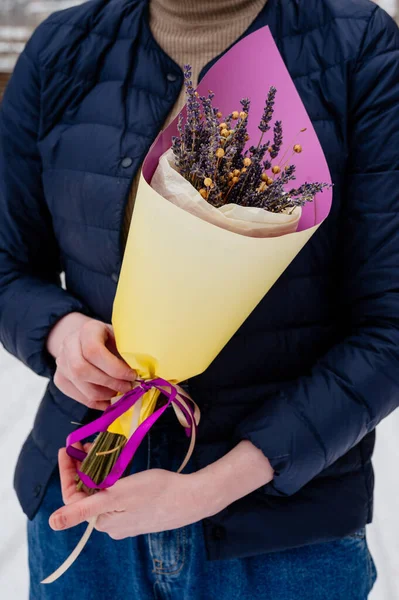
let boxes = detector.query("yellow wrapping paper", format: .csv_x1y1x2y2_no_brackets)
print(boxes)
109,26,332,437
110,175,320,437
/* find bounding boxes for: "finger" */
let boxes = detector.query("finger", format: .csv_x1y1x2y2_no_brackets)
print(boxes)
69,333,133,393
58,448,88,505
64,335,130,400
54,371,92,405
86,368,132,395
95,513,129,540
94,512,116,533
54,371,110,411
49,489,116,531
62,336,119,407
81,323,136,382
68,379,115,409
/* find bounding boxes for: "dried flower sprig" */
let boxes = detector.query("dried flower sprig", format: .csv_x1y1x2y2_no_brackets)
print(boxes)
171,65,330,213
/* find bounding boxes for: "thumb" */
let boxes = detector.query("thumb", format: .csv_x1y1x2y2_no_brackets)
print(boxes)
49,489,116,531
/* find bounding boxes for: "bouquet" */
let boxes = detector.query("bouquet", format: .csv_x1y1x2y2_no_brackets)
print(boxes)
43,26,332,584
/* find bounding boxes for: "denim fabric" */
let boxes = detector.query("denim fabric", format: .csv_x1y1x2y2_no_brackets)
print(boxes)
28,409,377,600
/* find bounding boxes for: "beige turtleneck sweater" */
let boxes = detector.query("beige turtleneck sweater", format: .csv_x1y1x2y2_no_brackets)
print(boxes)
122,0,267,245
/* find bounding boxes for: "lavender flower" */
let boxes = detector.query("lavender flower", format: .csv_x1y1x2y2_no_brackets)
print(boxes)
240,97,251,114
263,159,272,171
270,120,283,159
171,69,330,212
259,86,277,133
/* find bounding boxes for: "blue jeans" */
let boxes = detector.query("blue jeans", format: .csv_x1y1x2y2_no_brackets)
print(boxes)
28,411,377,599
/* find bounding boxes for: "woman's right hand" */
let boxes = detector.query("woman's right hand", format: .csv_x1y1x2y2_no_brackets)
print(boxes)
47,312,136,411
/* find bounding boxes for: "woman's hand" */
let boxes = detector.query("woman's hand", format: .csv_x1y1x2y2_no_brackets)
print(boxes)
47,312,136,411
50,447,213,538
50,441,274,538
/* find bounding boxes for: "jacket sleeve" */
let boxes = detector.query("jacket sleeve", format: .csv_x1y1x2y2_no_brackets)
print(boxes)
234,7,399,496
0,26,92,379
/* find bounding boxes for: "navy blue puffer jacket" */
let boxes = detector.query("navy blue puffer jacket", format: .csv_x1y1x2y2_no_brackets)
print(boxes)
1,0,399,560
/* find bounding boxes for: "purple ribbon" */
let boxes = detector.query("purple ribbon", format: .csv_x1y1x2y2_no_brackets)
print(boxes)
66,378,196,489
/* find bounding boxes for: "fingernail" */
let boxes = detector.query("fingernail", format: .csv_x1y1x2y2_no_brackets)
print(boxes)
50,512,67,530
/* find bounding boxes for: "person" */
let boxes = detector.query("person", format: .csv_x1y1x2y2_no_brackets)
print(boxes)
0,0,398,598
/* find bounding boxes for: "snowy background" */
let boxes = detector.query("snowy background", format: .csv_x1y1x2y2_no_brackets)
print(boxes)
1,0,399,599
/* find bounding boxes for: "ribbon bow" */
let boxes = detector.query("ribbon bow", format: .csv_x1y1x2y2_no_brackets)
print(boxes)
67,377,200,488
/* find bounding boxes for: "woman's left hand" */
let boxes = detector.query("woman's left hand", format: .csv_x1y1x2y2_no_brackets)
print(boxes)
50,440,274,538
50,448,216,538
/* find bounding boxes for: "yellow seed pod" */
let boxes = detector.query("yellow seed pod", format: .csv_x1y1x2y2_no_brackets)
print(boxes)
272,166,281,174
240,111,247,119
233,169,240,176
258,182,267,192
268,146,273,154
204,178,213,187
232,111,240,119
232,176,239,184
221,129,229,137
228,172,234,179
241,167,247,173
245,134,250,141
199,188,208,198
294,144,303,153
219,122,227,129
216,111,223,119
216,148,225,158
243,157,252,167
267,177,274,186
